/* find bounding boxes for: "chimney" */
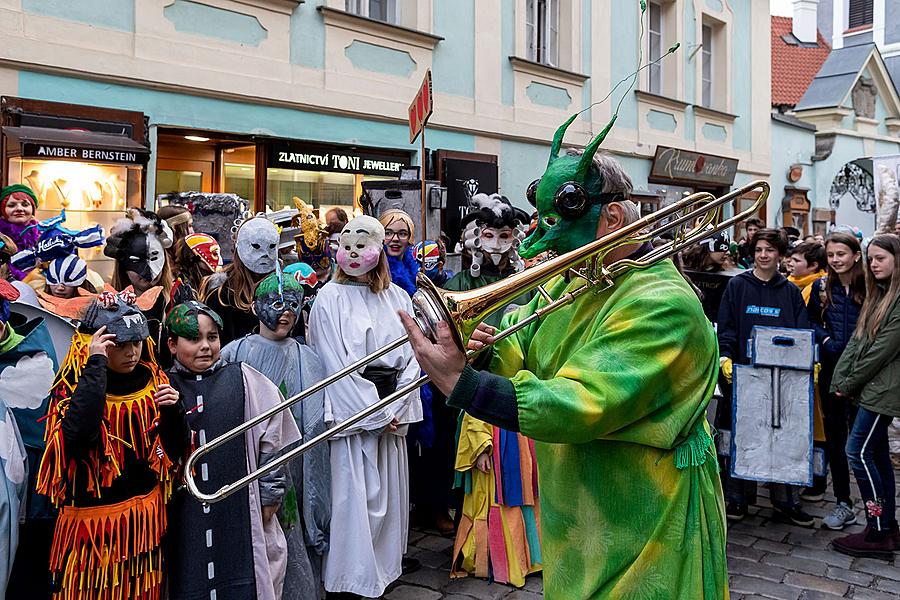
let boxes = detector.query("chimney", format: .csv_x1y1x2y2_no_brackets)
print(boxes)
792,0,819,44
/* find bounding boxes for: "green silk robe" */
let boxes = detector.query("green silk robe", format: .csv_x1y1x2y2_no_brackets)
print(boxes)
488,259,728,599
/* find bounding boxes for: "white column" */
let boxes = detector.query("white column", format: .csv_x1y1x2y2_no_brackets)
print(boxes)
831,0,844,49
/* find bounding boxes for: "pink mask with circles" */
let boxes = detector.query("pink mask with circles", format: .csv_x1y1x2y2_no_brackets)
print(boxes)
337,215,385,277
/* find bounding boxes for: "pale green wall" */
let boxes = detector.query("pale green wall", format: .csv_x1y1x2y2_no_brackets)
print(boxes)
23,0,134,32
164,0,267,46
433,0,475,97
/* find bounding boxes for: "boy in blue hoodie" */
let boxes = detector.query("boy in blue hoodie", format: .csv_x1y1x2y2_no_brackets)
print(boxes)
716,228,815,527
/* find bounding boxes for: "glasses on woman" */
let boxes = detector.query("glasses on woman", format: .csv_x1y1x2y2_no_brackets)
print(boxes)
385,229,410,241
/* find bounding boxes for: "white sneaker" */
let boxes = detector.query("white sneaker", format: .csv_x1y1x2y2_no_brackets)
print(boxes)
822,502,858,530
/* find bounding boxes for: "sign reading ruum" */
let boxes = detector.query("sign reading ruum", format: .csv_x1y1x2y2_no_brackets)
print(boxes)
409,69,433,144
650,146,739,186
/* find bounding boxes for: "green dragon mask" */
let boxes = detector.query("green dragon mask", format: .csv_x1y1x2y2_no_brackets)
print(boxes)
518,115,621,259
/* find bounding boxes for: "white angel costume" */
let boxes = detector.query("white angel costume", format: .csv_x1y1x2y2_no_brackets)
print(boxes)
309,279,423,597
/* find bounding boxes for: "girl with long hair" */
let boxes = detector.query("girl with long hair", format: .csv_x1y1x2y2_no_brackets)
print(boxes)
308,215,422,599
105,210,176,362
831,234,900,559
200,216,278,345
807,232,866,529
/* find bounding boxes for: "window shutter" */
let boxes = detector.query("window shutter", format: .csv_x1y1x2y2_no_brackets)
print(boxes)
848,0,874,29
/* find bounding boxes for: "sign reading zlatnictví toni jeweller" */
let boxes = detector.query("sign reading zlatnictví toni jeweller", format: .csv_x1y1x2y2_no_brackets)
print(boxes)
650,146,739,187
268,142,410,177
23,143,148,164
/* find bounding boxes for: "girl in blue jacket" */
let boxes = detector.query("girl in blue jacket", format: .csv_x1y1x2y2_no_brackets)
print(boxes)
807,232,865,530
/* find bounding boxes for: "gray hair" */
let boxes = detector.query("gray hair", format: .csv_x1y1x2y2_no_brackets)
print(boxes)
564,149,639,225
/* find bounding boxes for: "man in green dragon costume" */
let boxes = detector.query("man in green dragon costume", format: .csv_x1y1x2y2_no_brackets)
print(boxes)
400,109,729,598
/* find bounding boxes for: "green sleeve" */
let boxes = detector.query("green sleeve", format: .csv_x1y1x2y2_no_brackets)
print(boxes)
832,302,900,396
512,293,717,447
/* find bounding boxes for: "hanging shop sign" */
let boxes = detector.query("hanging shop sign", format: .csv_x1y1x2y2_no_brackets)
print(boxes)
268,142,409,176
409,69,433,144
23,143,146,164
650,146,739,187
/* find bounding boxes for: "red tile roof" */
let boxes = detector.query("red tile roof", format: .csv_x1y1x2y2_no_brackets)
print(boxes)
771,16,832,107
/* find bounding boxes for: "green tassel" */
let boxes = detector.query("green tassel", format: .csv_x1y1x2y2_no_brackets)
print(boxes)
674,422,715,470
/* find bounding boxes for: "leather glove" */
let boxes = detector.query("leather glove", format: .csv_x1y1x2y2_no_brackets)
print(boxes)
720,357,733,384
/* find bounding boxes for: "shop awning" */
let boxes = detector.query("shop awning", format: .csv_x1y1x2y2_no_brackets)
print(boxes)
4,125,150,164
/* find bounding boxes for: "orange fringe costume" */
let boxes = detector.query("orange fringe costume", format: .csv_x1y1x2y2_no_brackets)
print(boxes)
36,332,175,600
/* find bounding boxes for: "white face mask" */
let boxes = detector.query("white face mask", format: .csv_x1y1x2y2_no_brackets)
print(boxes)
480,226,515,265
237,218,279,274
147,234,166,281
336,216,384,277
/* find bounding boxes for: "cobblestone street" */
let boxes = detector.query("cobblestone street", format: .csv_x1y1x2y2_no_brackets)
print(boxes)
389,464,900,600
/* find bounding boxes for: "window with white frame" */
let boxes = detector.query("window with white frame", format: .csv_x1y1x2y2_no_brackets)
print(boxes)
701,24,713,108
526,0,559,67
346,0,398,24
648,1,663,94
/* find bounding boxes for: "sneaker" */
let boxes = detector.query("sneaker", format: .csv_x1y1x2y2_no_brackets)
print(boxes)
773,506,816,528
832,526,895,560
726,502,747,522
822,502,859,530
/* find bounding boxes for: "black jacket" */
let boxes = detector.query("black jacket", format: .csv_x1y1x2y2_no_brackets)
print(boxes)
806,277,862,369
717,270,809,364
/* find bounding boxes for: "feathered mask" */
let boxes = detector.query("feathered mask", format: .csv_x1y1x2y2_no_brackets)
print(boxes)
104,208,173,283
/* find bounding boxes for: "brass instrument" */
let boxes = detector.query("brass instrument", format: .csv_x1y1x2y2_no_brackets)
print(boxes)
185,180,769,504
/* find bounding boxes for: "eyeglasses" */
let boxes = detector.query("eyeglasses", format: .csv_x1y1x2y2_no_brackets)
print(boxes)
385,230,410,240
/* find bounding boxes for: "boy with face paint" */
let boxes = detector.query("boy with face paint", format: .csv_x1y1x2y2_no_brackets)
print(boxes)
221,273,330,600
164,300,301,600
35,292,189,600
308,215,423,599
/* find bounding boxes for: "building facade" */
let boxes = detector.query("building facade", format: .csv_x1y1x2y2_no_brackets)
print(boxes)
771,1,900,236
0,0,771,243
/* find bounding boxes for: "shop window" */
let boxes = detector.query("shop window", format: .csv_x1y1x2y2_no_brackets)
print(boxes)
848,0,873,29
222,146,256,205
156,169,202,196
526,0,559,67
648,1,663,94
8,156,141,240
345,0,398,24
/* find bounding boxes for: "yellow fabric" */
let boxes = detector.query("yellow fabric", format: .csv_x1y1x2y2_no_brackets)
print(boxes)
789,270,826,304
452,414,541,588
454,413,492,472
450,450,542,588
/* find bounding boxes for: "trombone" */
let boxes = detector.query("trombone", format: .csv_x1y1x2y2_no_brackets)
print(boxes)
185,180,770,504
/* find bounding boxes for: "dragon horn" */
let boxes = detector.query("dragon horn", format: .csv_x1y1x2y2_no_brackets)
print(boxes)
548,112,580,167
575,115,618,183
